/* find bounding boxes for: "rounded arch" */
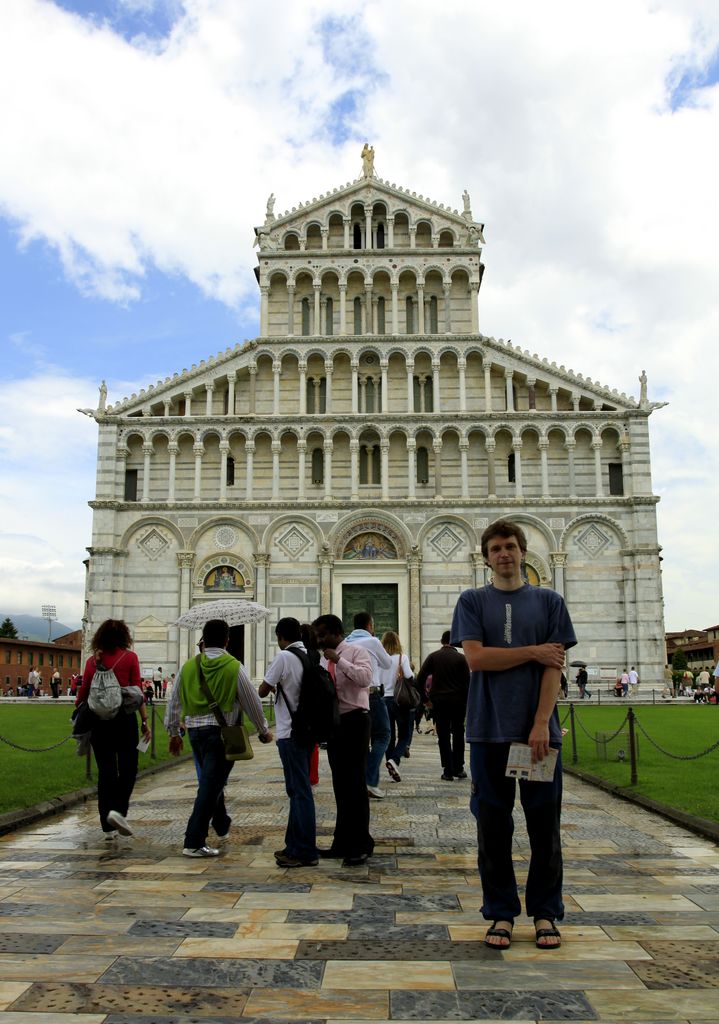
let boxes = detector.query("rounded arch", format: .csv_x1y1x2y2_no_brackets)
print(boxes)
120,515,185,552
188,515,261,552
282,231,301,251
484,513,558,555
559,513,630,552
417,511,475,549
330,510,412,561
197,426,223,444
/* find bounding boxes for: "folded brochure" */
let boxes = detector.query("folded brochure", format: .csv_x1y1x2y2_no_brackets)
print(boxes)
505,743,557,782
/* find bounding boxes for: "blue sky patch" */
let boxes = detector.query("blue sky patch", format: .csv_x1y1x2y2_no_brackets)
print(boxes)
53,0,182,48
666,45,719,110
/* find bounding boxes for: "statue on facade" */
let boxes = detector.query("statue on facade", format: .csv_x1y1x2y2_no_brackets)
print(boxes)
361,143,375,178
639,369,648,405
462,189,472,218
265,193,276,221
98,380,107,411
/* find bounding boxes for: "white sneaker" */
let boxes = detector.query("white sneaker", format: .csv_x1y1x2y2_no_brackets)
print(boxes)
215,830,230,843
106,810,133,836
386,759,402,782
182,846,220,858
367,785,385,799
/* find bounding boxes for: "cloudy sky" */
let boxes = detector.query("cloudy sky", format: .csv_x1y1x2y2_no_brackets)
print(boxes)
1,0,717,633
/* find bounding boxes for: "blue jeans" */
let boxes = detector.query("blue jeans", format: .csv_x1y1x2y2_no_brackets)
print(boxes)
365,692,391,787
185,726,233,849
385,696,411,763
277,737,317,859
469,741,563,923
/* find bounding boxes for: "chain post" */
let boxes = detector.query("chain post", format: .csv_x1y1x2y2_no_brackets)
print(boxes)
150,703,157,760
569,703,578,764
628,707,638,785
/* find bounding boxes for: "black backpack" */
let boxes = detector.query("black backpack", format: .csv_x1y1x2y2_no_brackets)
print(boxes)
279,647,340,747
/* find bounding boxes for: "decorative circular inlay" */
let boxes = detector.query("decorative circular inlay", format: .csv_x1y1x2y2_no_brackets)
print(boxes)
215,526,237,550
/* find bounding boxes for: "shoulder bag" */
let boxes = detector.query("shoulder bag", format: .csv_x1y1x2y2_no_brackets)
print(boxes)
195,655,253,761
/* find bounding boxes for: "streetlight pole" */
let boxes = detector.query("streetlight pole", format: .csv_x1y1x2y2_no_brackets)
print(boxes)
41,604,57,642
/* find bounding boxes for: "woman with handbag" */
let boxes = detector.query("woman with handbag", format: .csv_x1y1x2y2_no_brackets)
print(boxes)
76,619,150,840
378,631,415,785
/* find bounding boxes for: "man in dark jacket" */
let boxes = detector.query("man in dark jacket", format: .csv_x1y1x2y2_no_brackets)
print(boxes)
416,631,470,780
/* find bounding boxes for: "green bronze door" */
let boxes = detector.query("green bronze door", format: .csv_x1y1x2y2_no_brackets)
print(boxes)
342,583,398,637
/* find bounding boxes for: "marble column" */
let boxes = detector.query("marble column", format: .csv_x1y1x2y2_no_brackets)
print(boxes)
432,359,441,413
620,436,633,497
512,440,523,498
550,552,567,597
365,207,372,249
298,361,307,415
163,400,170,417
227,371,236,416
219,441,229,502
319,552,333,615
443,284,452,333
505,369,514,412
433,438,443,498
458,357,467,412
312,377,321,414
549,386,558,413
539,438,550,497
470,282,479,332
259,285,269,336
486,438,496,497
253,553,270,679
417,283,425,333
205,383,214,417
177,551,196,665
193,443,203,501
406,365,414,412
406,438,416,499
380,359,389,413
471,551,485,588
286,285,295,336
339,284,347,336
321,227,328,251
359,378,367,414
592,439,604,496
387,215,395,248
271,441,281,500
409,225,416,249
297,440,306,500
364,284,373,332
379,440,390,499
249,366,257,414
391,282,399,334
167,442,178,503
343,217,350,248
484,362,493,412
350,440,359,500
324,362,333,413
527,377,536,410
314,283,321,333
565,440,576,497
184,391,192,417
141,443,152,502
407,550,422,668
351,360,359,412
460,440,470,498
273,361,281,416
324,439,333,500
245,442,255,501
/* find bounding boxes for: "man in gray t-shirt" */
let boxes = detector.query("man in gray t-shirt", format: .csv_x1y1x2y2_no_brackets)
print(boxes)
451,520,576,951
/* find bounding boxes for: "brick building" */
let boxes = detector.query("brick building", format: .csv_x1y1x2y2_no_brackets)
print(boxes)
1,631,82,695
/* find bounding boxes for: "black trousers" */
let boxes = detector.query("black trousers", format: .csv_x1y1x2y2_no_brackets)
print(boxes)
326,709,373,858
432,699,466,775
90,712,139,832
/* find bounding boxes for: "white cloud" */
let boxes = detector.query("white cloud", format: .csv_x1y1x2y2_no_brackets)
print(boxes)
1,0,718,629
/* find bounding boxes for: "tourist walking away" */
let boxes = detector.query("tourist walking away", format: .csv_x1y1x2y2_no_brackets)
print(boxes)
259,617,319,868
575,666,590,699
344,612,393,796
416,630,470,781
153,667,163,699
312,614,374,865
378,631,414,788
620,668,630,697
51,669,61,698
76,618,150,840
451,519,576,951
165,618,272,858
628,666,639,697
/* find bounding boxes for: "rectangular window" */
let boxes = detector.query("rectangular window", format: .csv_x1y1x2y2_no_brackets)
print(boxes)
16,652,22,664
39,653,44,666
28,651,34,665
226,456,235,487
124,468,138,501
58,654,64,668
4,651,9,664
608,462,624,495
48,654,54,667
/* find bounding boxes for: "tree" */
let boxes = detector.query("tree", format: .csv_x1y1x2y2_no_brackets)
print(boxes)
671,648,689,686
0,617,18,638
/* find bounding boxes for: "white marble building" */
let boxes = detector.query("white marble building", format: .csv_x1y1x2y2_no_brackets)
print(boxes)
84,152,666,682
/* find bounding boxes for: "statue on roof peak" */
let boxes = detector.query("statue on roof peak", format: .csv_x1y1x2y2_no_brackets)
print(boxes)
361,143,375,178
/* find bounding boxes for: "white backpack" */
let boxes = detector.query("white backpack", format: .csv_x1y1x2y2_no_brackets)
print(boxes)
88,652,125,720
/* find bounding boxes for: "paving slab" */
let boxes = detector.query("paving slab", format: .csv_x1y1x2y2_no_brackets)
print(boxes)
0,730,717,1022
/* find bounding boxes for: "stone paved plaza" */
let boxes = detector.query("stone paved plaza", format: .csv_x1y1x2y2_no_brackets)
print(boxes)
0,729,717,1023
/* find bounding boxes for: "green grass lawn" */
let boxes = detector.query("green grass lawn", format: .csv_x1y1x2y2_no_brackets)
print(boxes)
561,703,719,823
0,700,276,817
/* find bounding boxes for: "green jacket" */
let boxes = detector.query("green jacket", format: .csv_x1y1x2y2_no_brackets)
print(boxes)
180,653,238,717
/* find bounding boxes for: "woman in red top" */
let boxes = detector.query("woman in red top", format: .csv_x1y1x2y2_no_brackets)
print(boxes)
78,619,150,839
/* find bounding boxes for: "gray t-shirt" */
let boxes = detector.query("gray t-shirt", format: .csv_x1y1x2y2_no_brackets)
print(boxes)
451,584,576,744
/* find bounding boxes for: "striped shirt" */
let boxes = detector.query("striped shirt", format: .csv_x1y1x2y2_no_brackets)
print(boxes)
164,647,269,738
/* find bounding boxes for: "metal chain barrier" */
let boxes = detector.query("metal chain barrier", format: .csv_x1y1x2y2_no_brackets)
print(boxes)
0,732,73,753
633,714,719,761
569,706,629,742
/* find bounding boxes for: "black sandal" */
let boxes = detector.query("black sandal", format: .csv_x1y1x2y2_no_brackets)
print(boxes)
534,919,561,949
484,921,513,949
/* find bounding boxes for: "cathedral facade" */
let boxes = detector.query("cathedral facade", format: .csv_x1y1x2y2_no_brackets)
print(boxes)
84,153,665,683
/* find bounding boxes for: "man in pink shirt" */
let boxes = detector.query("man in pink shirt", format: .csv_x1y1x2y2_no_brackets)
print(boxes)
312,614,374,866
